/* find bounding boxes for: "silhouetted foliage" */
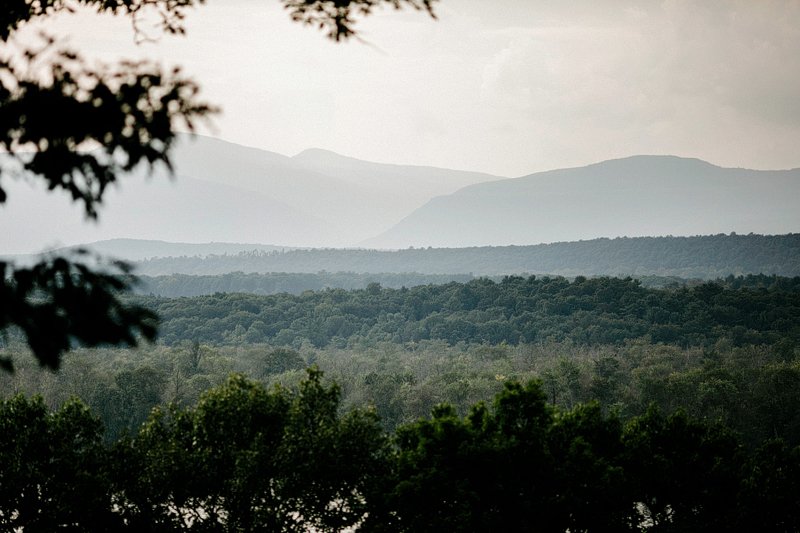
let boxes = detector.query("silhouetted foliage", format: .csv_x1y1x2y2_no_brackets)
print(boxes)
2,369,798,531
0,0,211,371
0,254,157,371
283,0,438,41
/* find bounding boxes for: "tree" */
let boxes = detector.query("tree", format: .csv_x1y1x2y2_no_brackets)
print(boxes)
114,368,389,531
0,394,120,530
378,380,637,532
0,0,438,371
738,439,800,531
260,346,305,377
621,406,743,531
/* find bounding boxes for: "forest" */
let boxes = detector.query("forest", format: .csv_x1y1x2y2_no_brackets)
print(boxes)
2,360,799,531
136,274,800,348
134,270,796,298
2,274,800,529
137,271,477,298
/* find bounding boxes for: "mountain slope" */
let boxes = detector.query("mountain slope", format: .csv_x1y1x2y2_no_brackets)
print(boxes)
0,136,505,254
292,147,504,213
170,136,506,243
364,155,800,248
0,170,331,254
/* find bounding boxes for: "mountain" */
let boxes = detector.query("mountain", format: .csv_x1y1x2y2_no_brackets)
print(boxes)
291,148,502,217
363,156,800,249
164,136,505,244
170,138,504,244
0,136,505,254
0,166,331,254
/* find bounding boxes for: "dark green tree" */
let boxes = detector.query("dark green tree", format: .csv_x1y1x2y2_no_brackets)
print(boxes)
0,394,120,530
260,347,305,377
621,406,743,531
738,438,800,531
378,380,636,532
114,368,389,531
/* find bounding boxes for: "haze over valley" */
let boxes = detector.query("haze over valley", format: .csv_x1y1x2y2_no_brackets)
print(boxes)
0,135,505,253
3,136,798,255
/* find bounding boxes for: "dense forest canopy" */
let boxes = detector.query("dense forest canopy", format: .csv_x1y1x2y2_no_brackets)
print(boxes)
127,275,800,348
3,273,799,530
2,367,799,531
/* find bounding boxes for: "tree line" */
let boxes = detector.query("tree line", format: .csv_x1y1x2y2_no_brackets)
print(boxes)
137,271,476,298
130,275,800,348
133,233,800,278
3,337,798,448
2,369,798,531
135,270,800,298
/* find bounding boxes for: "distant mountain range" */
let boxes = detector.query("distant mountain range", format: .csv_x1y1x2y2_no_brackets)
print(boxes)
364,155,800,248
0,136,502,254
2,138,798,254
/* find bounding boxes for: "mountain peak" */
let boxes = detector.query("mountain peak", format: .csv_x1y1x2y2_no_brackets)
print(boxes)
586,154,721,173
293,147,355,164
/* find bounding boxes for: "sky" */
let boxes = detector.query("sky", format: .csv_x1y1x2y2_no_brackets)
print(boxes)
15,0,800,178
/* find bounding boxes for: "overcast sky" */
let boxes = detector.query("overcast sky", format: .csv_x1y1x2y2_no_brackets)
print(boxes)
19,0,800,177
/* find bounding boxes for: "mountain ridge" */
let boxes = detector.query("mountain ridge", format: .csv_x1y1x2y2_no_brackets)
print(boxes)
0,135,506,254
4,139,799,254
364,155,800,249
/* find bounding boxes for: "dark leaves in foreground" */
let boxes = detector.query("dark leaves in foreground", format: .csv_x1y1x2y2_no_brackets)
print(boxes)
0,38,214,219
282,0,438,41
0,0,204,42
0,254,158,371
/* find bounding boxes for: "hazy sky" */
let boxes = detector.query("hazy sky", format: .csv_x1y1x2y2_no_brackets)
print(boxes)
18,0,800,177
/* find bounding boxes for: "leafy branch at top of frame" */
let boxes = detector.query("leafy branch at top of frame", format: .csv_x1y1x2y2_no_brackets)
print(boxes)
0,37,215,218
2,0,204,42
282,0,438,41
3,0,438,44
